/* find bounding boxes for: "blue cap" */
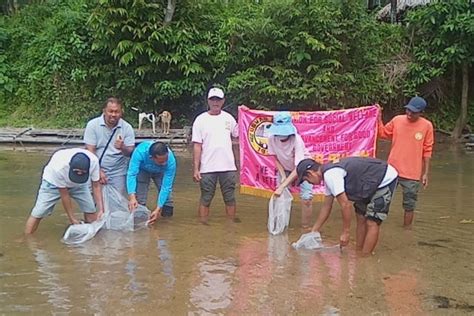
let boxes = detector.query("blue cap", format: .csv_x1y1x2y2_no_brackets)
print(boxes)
69,153,90,184
267,112,297,136
404,97,427,113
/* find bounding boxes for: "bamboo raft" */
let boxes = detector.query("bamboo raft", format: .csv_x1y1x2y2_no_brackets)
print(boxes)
0,127,191,149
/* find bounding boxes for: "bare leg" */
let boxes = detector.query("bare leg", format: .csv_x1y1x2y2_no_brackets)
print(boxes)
25,216,41,234
404,210,414,228
355,213,367,251
225,204,236,219
362,220,380,255
301,199,313,228
199,204,210,224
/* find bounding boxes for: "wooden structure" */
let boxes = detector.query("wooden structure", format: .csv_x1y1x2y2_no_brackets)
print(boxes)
0,127,191,149
466,134,474,152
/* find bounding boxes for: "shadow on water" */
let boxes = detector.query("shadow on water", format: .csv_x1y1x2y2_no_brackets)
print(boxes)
0,143,473,314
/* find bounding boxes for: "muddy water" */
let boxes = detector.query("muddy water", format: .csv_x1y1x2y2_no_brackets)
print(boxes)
0,144,473,315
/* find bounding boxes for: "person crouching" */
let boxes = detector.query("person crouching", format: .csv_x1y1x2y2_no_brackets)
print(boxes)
296,157,398,255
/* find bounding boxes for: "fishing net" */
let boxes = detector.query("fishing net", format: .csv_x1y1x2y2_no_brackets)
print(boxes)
62,185,150,244
292,231,324,250
62,219,105,245
267,188,293,235
103,184,150,232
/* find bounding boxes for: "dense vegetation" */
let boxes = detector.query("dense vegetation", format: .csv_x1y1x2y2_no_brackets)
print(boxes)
0,0,472,139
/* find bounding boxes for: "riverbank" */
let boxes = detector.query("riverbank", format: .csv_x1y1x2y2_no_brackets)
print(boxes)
0,127,191,151
0,127,471,155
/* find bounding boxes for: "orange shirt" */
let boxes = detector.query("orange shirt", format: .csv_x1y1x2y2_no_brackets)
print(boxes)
378,115,434,181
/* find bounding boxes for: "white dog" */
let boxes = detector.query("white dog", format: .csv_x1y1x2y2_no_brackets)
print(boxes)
158,111,172,134
131,107,156,133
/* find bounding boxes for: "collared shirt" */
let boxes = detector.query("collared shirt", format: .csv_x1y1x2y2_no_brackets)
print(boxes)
127,141,177,208
83,115,135,178
43,148,100,188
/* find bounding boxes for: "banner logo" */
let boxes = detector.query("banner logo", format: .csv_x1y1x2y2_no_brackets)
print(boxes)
248,116,273,155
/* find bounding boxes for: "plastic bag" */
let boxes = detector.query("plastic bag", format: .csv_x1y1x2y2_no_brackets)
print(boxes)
62,219,105,245
292,231,324,250
62,185,151,244
103,185,151,232
267,188,293,235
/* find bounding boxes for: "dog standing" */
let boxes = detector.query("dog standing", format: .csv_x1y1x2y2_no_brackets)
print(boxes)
131,107,156,133
158,111,172,134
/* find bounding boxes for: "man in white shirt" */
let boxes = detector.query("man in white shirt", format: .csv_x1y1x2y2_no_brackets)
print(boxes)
296,157,398,255
192,87,239,223
25,148,104,234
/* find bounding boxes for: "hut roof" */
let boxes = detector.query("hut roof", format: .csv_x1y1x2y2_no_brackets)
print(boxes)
377,0,434,19
378,0,474,19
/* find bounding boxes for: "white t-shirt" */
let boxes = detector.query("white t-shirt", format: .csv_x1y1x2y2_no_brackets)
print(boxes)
192,111,239,173
43,148,100,188
267,134,310,171
324,164,398,197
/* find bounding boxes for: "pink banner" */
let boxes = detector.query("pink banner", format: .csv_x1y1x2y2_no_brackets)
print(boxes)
238,106,379,199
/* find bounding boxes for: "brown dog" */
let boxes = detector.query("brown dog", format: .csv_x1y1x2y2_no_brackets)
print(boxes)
158,111,172,134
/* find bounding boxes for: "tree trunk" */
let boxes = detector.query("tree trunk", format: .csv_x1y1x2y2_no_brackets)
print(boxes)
390,0,397,24
163,0,176,26
368,0,377,10
452,63,469,140
6,0,16,14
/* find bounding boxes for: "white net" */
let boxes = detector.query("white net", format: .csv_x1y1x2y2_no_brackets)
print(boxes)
292,231,324,250
267,188,293,235
62,185,151,245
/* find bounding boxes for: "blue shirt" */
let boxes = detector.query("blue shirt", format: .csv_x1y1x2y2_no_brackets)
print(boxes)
84,115,135,177
127,141,176,208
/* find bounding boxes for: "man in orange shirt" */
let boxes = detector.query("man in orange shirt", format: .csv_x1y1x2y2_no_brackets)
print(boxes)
377,97,434,227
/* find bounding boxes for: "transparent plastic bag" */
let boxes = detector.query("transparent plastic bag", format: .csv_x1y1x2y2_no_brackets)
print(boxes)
103,185,151,232
62,185,151,244
292,231,324,250
267,188,293,235
62,219,105,245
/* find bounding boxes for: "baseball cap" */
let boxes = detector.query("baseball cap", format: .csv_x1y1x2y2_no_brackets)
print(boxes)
69,152,90,184
296,158,320,185
267,112,297,136
207,87,225,99
404,96,427,113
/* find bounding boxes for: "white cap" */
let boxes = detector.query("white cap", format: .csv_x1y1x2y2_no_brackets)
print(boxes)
207,87,225,99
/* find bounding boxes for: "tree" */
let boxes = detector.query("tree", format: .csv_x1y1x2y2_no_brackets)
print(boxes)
406,0,473,139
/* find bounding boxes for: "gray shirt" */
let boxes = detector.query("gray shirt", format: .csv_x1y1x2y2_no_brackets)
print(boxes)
84,115,135,178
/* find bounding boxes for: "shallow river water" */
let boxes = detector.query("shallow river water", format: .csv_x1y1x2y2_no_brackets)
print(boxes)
0,143,473,315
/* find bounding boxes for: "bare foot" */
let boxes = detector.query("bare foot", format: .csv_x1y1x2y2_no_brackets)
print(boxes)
199,218,210,226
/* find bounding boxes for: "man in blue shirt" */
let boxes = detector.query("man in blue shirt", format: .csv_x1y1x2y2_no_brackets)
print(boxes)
127,141,176,225
84,97,135,196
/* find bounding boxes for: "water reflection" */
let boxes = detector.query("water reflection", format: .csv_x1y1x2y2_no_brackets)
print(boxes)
0,146,473,314
157,239,176,290
27,240,72,313
189,256,237,313
383,270,423,315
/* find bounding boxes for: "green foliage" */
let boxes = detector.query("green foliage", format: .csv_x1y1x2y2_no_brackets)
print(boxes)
0,0,472,131
0,0,107,127
405,0,474,94
426,100,474,132
88,0,221,112
222,0,404,109
87,0,406,113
